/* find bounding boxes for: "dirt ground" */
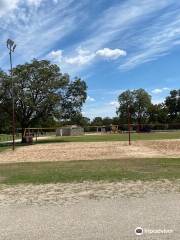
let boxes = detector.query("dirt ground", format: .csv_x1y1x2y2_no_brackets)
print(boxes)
0,140,180,163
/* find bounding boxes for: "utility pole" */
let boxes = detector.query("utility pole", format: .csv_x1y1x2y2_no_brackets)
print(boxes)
7,39,16,151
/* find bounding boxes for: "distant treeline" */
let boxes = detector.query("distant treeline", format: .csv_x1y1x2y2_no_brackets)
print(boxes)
62,88,180,130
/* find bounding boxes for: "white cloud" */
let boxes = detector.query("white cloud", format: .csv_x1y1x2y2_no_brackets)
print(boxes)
0,0,20,17
151,87,170,94
152,89,163,94
48,50,63,62
61,47,126,67
63,47,94,66
152,98,165,104
27,0,43,7
109,101,119,107
119,3,180,70
87,96,95,102
0,0,83,69
96,48,127,59
162,87,170,91
65,53,95,66
77,0,174,51
1,0,180,75
68,0,180,71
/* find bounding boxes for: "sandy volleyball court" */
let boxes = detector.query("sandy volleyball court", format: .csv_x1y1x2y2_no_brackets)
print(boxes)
0,140,180,163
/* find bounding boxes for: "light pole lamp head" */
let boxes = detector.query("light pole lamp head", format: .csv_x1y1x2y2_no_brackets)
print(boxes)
12,44,16,52
7,39,16,51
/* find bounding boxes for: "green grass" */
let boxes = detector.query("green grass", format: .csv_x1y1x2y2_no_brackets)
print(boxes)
0,134,21,143
0,134,12,142
0,158,180,185
36,131,180,144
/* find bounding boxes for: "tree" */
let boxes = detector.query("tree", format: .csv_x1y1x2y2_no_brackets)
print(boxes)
0,70,12,133
116,90,134,123
117,89,152,128
148,103,168,124
102,117,113,126
112,117,120,125
78,116,91,127
58,77,87,121
91,117,103,126
60,114,90,127
0,59,87,142
165,89,180,122
0,104,11,133
134,89,152,129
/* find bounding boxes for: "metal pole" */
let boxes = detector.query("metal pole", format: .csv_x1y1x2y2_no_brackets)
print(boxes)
128,106,131,145
7,39,16,151
9,48,15,151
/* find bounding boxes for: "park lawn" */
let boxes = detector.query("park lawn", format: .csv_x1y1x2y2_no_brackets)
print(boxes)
0,134,12,142
36,131,180,144
0,158,180,185
0,134,21,143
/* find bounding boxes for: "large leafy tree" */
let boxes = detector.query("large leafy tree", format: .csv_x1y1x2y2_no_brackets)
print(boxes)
116,90,134,123
134,89,152,129
0,71,10,133
148,103,168,124
91,117,103,126
58,77,87,121
0,104,11,133
0,59,87,142
165,89,180,122
102,117,113,126
117,89,152,127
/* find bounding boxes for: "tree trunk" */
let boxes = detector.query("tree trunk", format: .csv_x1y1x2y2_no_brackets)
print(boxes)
137,113,141,132
21,127,27,143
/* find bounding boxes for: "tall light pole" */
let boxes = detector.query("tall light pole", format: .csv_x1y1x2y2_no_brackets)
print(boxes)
128,105,131,145
7,39,16,151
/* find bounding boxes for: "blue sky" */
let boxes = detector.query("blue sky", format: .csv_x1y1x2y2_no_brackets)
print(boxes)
0,0,180,119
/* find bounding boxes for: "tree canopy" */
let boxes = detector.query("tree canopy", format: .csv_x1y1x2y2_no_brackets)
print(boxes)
0,59,87,141
117,89,151,125
165,89,180,122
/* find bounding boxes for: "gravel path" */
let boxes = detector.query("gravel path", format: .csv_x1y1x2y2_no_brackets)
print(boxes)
0,181,180,239
0,193,179,240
